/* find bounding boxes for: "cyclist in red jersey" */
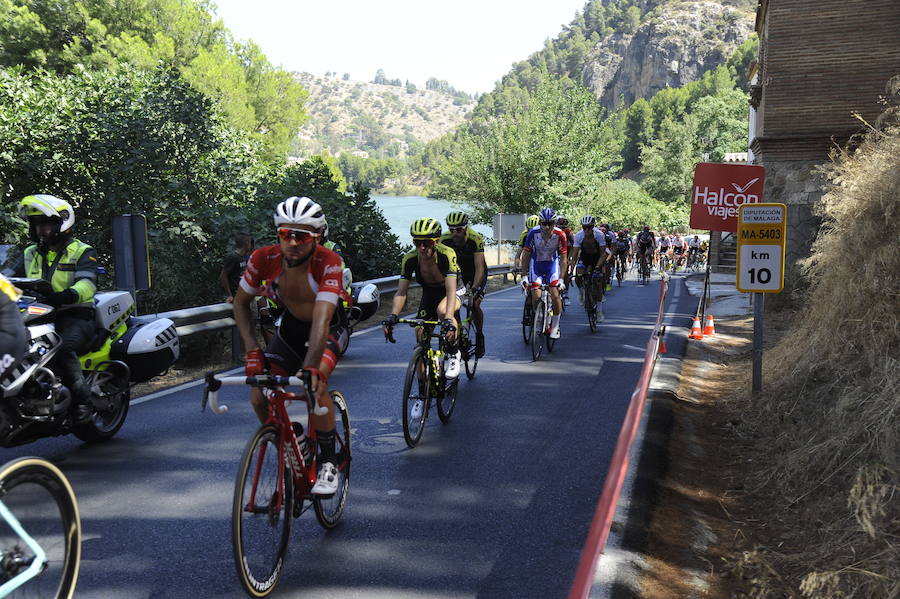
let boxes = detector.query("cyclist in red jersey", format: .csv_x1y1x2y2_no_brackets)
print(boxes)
233,196,347,496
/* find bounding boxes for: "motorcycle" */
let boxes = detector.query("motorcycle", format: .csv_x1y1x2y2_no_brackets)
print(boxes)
0,277,179,446
333,272,380,356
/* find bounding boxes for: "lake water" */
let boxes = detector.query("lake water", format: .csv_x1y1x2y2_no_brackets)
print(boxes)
371,195,494,246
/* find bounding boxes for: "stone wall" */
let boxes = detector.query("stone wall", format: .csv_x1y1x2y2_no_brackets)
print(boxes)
759,159,826,285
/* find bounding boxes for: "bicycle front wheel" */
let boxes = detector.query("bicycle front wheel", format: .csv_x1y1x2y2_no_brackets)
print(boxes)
402,348,429,447
0,457,81,599
314,391,351,529
232,424,293,598
531,301,545,361
521,297,533,344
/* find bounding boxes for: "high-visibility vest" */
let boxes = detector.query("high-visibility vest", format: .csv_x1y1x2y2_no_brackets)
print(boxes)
23,239,97,307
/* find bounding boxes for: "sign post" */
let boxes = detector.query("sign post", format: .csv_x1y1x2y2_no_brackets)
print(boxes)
737,203,787,394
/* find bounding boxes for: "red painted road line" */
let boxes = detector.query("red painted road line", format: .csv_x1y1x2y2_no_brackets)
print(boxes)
569,276,669,599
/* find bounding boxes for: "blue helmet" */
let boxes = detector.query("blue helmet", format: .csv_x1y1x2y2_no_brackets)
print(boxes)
539,208,557,223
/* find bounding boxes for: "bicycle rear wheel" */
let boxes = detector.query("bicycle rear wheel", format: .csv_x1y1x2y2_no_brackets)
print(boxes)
531,301,545,361
314,391,351,529
402,348,429,447
521,297,533,344
232,424,293,598
462,306,478,379
585,285,598,333
0,457,81,599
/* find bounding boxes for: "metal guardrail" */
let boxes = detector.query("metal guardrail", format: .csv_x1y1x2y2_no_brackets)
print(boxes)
153,263,515,338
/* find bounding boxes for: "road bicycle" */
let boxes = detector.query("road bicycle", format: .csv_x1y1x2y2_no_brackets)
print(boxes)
0,457,81,598
659,252,672,278
578,269,604,334
615,252,628,286
385,318,458,447
457,286,479,379
520,281,534,345
638,251,652,286
529,283,559,360
203,372,351,597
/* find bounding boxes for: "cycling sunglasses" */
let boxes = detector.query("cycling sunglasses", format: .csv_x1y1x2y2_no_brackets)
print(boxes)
540,221,554,227
450,226,467,233
413,238,437,248
277,228,320,244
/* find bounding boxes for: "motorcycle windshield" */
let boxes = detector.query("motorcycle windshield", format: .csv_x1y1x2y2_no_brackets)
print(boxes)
0,244,20,273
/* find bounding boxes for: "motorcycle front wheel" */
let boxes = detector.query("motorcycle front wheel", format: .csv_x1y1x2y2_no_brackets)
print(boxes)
74,361,130,443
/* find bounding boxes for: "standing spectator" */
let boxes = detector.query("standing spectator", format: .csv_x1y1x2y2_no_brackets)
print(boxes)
219,233,254,304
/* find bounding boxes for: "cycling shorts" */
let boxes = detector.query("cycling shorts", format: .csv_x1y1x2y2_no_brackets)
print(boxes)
576,252,601,270
638,244,654,256
264,310,345,374
529,259,560,288
417,285,445,320
674,246,685,255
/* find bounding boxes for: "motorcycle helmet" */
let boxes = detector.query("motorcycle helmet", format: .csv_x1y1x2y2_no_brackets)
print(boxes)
18,195,75,248
351,283,380,321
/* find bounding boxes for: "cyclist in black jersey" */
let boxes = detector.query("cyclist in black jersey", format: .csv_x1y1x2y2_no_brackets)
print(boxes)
440,211,487,357
383,217,462,378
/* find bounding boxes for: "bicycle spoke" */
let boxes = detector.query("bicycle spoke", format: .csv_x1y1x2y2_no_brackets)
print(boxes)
315,392,351,529
0,459,81,599
233,425,292,597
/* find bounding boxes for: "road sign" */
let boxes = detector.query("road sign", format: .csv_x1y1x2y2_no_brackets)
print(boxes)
492,213,527,242
690,163,766,232
736,203,786,293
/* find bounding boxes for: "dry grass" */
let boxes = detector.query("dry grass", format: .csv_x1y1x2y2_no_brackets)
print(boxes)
733,125,900,597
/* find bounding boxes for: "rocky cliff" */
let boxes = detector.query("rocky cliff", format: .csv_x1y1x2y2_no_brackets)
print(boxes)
583,1,754,109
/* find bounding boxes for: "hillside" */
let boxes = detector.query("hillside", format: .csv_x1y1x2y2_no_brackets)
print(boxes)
471,0,755,120
293,73,473,159
586,0,755,109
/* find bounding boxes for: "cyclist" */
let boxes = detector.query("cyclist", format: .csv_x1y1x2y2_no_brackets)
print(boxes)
657,230,671,268
440,211,487,357
383,217,462,378
569,216,609,306
687,235,702,268
514,214,540,273
699,237,710,267
557,216,574,305
522,208,567,339
635,225,656,276
613,230,631,280
597,224,616,291
233,196,346,496
0,274,25,379
672,233,688,270
5,195,99,423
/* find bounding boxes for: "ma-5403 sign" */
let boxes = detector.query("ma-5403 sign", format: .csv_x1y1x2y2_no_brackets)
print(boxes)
737,203,786,293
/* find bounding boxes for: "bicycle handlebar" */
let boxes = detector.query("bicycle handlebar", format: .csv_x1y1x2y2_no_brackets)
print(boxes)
201,372,329,416
383,318,454,344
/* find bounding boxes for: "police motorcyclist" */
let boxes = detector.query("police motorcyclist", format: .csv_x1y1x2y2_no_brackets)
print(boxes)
4,195,99,423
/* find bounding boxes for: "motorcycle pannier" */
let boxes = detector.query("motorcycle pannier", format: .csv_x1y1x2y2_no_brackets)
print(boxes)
110,318,180,382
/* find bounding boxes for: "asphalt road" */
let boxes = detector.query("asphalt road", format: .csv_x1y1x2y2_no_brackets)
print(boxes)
2,273,694,599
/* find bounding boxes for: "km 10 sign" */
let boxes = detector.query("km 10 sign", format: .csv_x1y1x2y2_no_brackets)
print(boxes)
689,163,766,232
736,203,787,293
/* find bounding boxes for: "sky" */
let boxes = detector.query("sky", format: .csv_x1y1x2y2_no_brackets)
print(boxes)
212,0,589,95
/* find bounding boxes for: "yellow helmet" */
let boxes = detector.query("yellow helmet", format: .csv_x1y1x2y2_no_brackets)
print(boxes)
525,215,540,229
446,211,469,228
410,217,441,239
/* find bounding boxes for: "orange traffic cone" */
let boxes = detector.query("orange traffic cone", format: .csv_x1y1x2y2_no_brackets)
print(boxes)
703,314,716,336
659,337,667,354
689,316,704,340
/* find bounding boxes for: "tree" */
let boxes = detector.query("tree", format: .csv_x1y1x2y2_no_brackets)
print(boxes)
433,75,617,221
640,114,698,205
622,98,653,171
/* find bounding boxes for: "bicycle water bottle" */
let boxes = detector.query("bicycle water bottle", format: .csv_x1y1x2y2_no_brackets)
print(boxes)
292,422,313,466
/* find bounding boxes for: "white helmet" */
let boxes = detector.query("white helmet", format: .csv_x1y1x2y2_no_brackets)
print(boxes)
580,215,595,227
273,196,326,230
19,194,75,232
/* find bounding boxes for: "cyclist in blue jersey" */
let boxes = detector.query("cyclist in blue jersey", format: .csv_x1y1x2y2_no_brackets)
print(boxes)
521,208,568,339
